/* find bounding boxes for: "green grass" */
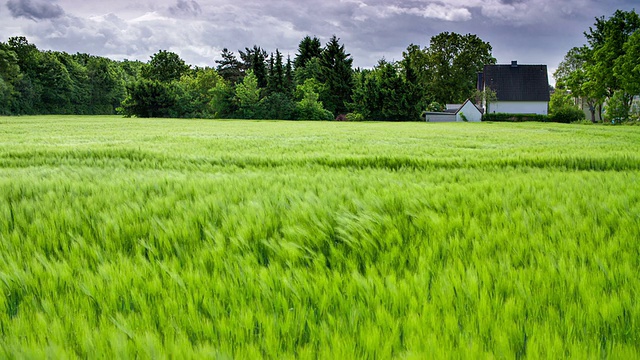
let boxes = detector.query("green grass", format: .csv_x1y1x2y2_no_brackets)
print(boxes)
1,115,640,358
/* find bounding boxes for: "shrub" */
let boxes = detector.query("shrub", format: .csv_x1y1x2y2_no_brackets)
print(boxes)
345,112,365,122
604,90,630,124
482,113,548,122
549,107,585,123
254,93,297,120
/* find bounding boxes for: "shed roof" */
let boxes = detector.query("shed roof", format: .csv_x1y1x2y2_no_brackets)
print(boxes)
483,63,550,102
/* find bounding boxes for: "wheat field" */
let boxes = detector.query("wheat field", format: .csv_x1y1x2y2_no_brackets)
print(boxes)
1,116,639,358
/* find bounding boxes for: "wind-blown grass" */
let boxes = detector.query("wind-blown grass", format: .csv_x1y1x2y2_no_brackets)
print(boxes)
1,116,639,358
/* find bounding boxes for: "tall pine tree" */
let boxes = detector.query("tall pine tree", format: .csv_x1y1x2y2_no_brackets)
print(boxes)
319,35,353,115
215,48,243,84
267,49,285,95
294,36,322,70
239,45,268,88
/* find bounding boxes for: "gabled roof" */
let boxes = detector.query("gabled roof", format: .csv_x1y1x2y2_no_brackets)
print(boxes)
483,63,550,102
455,99,483,115
423,99,483,115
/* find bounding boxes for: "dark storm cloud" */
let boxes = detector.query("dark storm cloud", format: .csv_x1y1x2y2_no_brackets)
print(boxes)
7,0,65,20
169,0,201,17
1,0,638,83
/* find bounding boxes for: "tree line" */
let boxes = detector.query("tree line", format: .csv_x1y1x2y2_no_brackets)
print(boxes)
2,10,638,122
553,9,640,123
1,33,494,120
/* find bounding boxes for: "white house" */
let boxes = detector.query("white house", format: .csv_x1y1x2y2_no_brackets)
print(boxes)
425,99,483,122
478,61,550,115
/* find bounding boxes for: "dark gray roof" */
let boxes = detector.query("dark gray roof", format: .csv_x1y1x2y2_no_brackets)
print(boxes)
483,63,550,102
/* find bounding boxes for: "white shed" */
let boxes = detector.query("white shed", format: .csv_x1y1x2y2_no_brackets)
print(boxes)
425,99,483,122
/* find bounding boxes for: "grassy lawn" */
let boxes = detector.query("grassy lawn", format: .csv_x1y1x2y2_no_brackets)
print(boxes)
1,116,639,358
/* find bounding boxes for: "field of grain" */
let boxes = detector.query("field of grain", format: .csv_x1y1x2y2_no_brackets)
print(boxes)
1,116,639,358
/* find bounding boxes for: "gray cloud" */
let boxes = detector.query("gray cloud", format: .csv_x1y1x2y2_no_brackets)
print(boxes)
7,0,65,20
169,0,201,17
0,0,637,85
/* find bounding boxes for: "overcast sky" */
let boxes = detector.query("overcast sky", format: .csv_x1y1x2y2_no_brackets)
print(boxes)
1,0,637,85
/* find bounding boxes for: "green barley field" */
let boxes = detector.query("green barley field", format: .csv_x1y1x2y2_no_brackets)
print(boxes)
1,116,639,358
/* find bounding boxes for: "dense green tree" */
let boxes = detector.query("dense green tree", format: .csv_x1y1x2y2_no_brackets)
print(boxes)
294,57,322,85
350,68,379,119
141,50,190,83
614,30,640,101
235,70,261,118
119,79,176,118
294,36,322,70
7,37,42,114
556,10,640,122
255,92,296,120
584,9,640,102
555,46,603,122
86,57,125,114
209,79,236,118
350,60,414,121
0,43,21,114
285,55,294,95
37,52,74,114
295,78,332,120
319,35,353,115
239,45,268,88
119,60,145,85
55,51,91,114
425,32,495,104
216,48,244,84
399,44,429,119
267,49,286,95
173,67,223,118
549,89,577,114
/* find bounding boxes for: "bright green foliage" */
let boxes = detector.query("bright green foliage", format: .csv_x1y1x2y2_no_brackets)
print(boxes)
585,10,640,100
173,68,223,118
425,32,495,104
614,31,640,99
295,78,333,120
603,90,630,123
548,89,584,123
1,117,640,358
549,89,575,114
558,10,640,122
141,50,190,83
208,79,236,118
234,70,261,119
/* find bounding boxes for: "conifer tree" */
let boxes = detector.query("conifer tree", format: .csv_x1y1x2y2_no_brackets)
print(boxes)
319,35,353,115
215,48,243,84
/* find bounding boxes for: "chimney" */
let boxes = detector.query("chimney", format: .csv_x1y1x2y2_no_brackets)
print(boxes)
511,60,518,68
477,72,484,91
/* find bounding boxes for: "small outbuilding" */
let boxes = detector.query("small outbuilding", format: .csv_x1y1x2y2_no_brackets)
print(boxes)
425,99,483,122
